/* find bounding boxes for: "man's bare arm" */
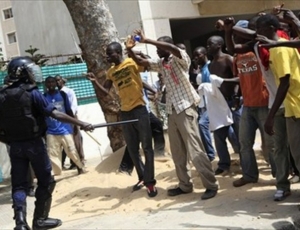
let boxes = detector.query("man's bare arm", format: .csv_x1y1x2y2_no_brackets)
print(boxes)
85,72,112,96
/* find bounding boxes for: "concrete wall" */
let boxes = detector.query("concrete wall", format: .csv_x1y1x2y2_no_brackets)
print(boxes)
0,102,112,179
197,0,300,17
11,1,80,60
106,0,141,39
0,0,18,59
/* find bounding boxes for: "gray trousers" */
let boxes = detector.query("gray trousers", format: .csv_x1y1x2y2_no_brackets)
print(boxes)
168,105,218,192
286,117,300,179
273,108,290,191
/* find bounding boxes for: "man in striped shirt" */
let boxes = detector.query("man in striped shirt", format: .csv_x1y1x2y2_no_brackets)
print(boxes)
126,30,218,200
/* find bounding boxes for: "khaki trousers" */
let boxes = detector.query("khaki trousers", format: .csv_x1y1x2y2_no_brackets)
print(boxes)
47,134,83,175
168,105,218,192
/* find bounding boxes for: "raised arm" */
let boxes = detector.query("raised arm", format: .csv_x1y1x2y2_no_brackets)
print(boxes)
125,36,150,67
282,8,300,37
223,17,254,55
133,29,182,58
258,39,300,48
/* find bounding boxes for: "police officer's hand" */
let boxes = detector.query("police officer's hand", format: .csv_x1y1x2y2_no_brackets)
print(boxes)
80,122,94,132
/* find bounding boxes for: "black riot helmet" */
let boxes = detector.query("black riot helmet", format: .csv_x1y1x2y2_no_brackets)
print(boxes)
7,56,43,83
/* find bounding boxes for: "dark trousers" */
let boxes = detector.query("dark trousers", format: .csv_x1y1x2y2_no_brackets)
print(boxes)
149,112,165,155
119,111,165,175
121,106,156,186
10,137,52,209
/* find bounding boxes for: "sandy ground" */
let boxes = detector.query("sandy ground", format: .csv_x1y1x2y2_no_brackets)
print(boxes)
49,145,286,225
1,132,300,229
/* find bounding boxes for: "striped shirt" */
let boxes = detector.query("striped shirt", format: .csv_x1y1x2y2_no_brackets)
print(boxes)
149,49,200,114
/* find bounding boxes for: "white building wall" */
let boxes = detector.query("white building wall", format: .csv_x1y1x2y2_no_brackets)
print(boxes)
136,0,200,71
11,1,80,61
0,0,18,59
106,0,141,39
138,0,199,20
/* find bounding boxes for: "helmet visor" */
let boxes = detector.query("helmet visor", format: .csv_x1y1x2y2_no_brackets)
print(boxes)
26,63,43,83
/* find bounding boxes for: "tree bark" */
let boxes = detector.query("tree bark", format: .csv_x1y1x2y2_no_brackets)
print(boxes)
63,0,124,152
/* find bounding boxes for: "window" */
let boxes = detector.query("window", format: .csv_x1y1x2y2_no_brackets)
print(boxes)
7,32,17,44
3,8,13,20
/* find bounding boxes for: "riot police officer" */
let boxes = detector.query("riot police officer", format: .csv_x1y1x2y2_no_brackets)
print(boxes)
0,56,94,230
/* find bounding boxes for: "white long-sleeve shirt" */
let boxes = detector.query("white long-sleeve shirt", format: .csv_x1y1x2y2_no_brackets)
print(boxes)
198,75,233,131
61,86,78,115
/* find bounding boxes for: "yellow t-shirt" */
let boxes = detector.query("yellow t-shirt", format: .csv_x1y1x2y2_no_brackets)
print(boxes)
269,40,300,118
107,58,145,111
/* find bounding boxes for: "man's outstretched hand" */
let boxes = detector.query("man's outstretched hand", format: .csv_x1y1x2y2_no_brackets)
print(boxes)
133,29,147,43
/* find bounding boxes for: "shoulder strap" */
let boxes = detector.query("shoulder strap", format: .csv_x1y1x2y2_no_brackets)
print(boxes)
60,90,74,117
59,90,67,105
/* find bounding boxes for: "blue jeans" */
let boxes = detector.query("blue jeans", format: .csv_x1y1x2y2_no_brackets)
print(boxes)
239,106,275,181
198,108,215,161
121,105,156,186
228,126,240,154
213,100,242,170
10,137,53,211
214,125,231,170
228,100,242,153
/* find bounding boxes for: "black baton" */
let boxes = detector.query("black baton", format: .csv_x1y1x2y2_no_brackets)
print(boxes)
92,119,139,129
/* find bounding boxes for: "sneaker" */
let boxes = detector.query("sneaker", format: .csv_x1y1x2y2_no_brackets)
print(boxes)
274,190,291,201
146,185,158,197
167,187,192,196
289,175,300,184
233,177,256,187
201,189,218,200
132,180,144,191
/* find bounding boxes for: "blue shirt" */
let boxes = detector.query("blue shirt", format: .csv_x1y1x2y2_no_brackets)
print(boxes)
44,91,73,135
31,89,56,116
201,61,211,83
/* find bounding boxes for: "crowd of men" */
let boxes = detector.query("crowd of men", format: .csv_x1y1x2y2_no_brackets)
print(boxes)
1,3,300,230
100,4,300,204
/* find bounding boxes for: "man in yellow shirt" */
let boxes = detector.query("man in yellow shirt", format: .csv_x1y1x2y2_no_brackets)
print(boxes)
256,14,300,198
86,42,157,197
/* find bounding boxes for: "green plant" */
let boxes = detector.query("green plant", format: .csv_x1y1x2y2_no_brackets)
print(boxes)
25,45,49,66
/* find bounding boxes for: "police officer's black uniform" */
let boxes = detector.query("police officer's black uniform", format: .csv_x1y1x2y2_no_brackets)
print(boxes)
0,57,93,230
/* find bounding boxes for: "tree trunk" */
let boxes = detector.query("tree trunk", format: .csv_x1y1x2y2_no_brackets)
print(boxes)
63,0,124,152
